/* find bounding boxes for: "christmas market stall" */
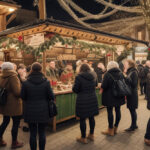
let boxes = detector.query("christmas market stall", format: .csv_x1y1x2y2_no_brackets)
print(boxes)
0,19,148,131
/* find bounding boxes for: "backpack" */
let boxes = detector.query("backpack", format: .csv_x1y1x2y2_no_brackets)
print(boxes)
108,72,131,98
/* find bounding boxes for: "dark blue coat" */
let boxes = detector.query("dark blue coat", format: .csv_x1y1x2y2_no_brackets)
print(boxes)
72,72,99,118
21,72,54,123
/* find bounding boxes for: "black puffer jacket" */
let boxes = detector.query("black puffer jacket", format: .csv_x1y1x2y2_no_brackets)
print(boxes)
101,68,125,107
72,71,99,118
126,67,138,109
21,72,55,123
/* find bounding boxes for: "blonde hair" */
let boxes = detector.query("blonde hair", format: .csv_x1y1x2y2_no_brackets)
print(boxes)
107,61,119,71
126,59,136,68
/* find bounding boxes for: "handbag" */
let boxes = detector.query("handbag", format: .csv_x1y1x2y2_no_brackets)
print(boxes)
108,72,131,98
0,79,9,106
48,100,58,118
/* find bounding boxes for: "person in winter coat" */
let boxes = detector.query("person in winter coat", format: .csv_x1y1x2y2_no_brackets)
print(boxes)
0,62,23,149
21,62,55,150
101,61,125,136
72,63,99,144
124,59,138,132
144,61,150,99
144,73,150,146
95,62,105,83
138,61,146,95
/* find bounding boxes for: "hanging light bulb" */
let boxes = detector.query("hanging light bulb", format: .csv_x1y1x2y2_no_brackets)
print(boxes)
9,8,15,12
33,0,39,7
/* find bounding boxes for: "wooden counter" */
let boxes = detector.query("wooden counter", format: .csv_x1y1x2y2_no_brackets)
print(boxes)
52,89,102,131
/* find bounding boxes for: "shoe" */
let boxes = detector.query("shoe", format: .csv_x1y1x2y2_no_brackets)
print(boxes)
11,141,23,149
114,127,118,134
125,126,138,132
101,128,114,136
145,139,150,146
87,134,94,141
0,138,7,147
22,126,29,132
76,137,88,144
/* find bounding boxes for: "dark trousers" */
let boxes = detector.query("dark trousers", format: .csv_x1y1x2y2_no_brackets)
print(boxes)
80,116,95,138
140,82,145,95
106,106,121,129
0,115,21,141
145,118,150,140
144,82,147,95
129,108,137,128
28,123,46,150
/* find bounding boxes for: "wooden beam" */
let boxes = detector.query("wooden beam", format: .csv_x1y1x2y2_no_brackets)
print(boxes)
38,0,46,20
0,1,21,9
0,8,8,15
6,13,16,26
0,15,6,31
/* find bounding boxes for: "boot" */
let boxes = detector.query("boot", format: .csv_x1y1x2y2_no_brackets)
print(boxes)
87,134,94,141
145,139,150,146
114,127,118,134
76,137,88,144
101,128,114,136
0,138,7,147
11,141,23,149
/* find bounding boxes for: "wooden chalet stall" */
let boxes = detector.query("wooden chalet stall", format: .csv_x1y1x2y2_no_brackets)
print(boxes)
0,19,148,131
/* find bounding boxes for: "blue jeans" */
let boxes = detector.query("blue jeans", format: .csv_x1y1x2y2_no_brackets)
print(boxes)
28,123,46,150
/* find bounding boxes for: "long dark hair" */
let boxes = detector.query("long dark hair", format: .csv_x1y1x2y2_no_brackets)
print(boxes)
79,64,91,73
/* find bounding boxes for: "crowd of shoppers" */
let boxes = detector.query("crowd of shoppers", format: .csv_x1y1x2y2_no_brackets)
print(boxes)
0,59,149,149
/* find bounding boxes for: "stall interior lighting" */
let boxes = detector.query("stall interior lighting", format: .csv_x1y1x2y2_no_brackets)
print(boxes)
9,8,15,12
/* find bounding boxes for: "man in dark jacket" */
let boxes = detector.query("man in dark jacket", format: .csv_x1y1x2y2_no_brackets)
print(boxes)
138,61,146,95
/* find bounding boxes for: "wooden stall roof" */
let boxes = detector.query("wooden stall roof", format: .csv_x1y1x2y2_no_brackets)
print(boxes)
0,18,148,45
0,1,20,16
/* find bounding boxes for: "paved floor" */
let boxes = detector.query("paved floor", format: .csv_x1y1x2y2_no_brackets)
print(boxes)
0,94,150,150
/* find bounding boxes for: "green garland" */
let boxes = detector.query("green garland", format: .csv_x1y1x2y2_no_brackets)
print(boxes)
0,34,117,57
147,51,150,60
116,47,134,62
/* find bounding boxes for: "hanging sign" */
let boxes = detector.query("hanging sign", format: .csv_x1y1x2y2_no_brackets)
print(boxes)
57,54,76,60
24,33,44,47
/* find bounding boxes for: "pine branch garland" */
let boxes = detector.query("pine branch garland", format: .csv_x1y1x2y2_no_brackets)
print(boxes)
0,34,117,57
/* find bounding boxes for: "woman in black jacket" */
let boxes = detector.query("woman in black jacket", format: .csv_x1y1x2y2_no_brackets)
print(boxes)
21,62,54,150
124,59,138,132
73,64,99,144
101,61,125,136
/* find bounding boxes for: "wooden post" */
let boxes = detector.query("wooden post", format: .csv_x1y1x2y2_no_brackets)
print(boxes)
0,15,6,31
43,51,46,74
38,0,46,20
38,0,47,73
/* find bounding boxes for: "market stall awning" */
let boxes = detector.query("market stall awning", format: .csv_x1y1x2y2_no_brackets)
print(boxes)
0,18,148,46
